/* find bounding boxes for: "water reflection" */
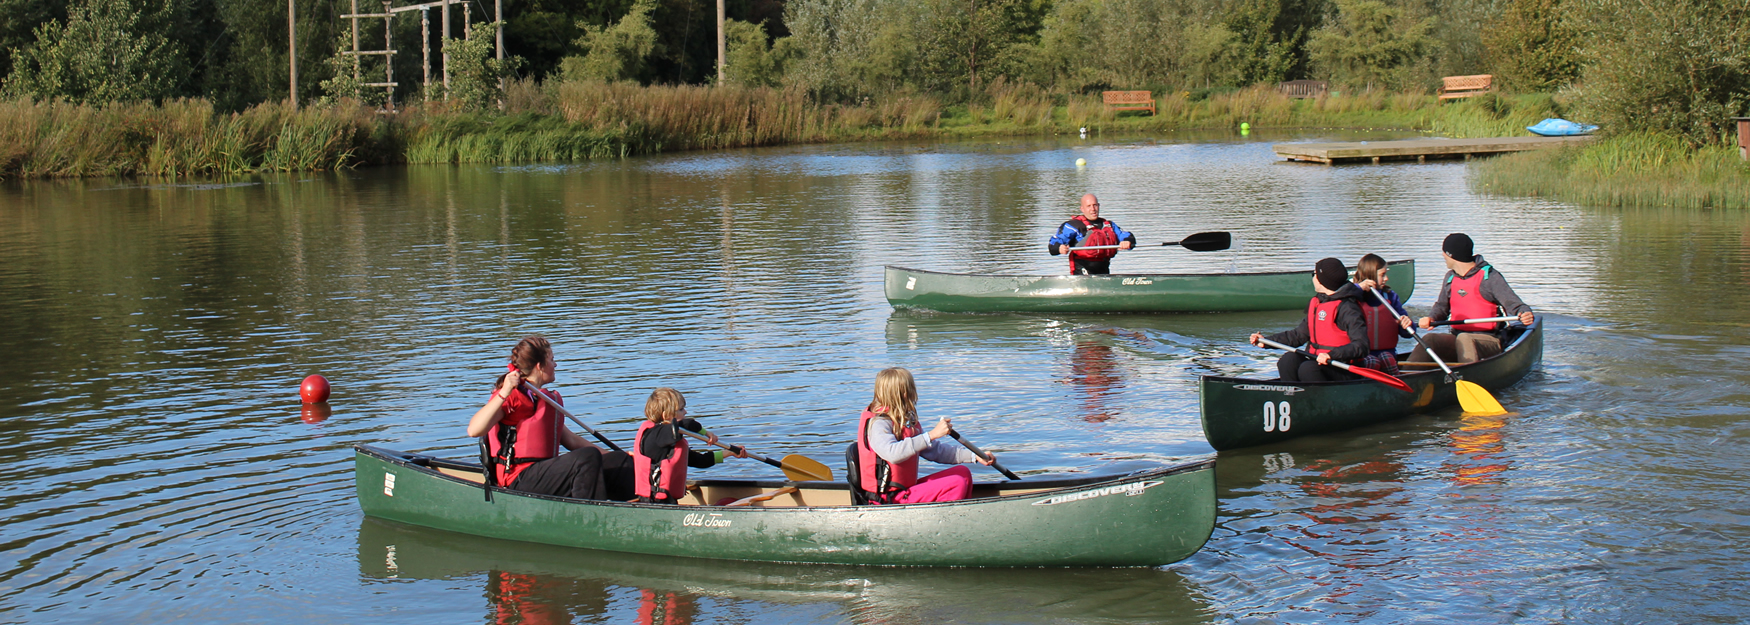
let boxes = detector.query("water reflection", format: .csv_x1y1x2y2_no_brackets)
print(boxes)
356,518,1211,624
1445,412,1511,486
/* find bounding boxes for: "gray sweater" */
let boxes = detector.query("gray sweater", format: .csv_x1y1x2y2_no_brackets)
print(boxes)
866,417,978,465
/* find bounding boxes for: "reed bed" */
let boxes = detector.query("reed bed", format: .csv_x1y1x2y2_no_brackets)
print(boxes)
1473,133,1750,209
0,98,380,178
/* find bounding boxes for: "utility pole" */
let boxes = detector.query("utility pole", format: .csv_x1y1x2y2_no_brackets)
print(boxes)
288,0,297,108
715,0,725,84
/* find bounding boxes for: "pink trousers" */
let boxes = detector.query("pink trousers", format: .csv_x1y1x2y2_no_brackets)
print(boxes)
894,465,973,503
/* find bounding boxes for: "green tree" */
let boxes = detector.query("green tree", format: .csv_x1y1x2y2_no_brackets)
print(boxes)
4,0,185,102
1483,0,1579,91
723,19,793,87
781,0,922,99
561,0,658,82
1308,0,1437,91
444,22,522,109
1574,0,1750,146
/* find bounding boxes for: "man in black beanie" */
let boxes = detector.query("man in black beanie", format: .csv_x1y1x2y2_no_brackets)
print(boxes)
1249,257,1371,382
1411,233,1536,363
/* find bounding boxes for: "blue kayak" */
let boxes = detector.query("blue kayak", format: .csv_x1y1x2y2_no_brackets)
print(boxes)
1527,118,1598,136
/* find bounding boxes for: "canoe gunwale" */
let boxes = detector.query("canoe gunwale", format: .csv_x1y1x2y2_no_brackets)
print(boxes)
357,444,1215,511
1201,320,1538,387
887,259,1415,281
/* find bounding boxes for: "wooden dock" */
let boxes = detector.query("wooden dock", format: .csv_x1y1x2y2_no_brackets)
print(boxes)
1273,136,1594,164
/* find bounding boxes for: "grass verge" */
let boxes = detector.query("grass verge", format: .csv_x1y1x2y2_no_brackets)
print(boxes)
1472,133,1750,209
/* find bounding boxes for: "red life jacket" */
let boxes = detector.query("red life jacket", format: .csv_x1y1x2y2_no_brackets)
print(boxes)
1446,267,1502,332
487,387,562,487
1359,299,1401,351
1305,297,1349,356
634,420,691,503
856,410,920,503
1067,216,1120,268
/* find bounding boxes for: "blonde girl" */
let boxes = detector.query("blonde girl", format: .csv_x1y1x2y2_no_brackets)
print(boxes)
852,368,992,504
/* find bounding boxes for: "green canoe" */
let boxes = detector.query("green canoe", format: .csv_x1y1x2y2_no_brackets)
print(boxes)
885,260,1415,313
354,445,1216,567
1199,319,1543,451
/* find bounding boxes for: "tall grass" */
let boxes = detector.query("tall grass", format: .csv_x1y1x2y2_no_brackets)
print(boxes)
1473,133,1750,209
0,98,380,178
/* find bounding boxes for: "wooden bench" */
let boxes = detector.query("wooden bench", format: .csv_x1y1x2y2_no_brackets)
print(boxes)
1438,75,1494,100
1277,80,1328,99
1101,91,1155,115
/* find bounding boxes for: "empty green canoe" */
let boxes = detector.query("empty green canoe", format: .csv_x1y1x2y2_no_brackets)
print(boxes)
1199,319,1542,451
885,260,1415,313
355,446,1217,567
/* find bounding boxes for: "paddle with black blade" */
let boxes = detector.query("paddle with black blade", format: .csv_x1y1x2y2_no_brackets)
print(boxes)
947,429,1022,481
521,382,625,452
1369,288,1506,415
1071,231,1232,252
676,428,834,482
1254,337,1414,393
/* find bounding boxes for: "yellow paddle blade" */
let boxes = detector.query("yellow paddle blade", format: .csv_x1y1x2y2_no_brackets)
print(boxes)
1455,380,1506,416
781,454,834,482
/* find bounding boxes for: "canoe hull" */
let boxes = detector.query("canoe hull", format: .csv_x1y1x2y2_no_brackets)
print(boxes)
355,446,1217,567
885,260,1415,313
1199,319,1542,451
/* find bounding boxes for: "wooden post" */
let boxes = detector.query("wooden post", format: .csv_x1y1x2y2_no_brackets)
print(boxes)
495,0,503,97
288,0,297,108
383,0,394,108
421,8,430,100
463,2,470,38
351,0,361,92
441,0,450,99
716,0,725,84
1734,117,1750,160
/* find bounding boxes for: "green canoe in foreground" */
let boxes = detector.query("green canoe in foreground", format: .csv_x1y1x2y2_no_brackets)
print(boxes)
1200,319,1542,451
355,445,1216,567
885,260,1415,313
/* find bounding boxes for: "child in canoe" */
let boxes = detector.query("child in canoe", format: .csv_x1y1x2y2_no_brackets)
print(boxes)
467,336,634,500
854,367,993,504
633,387,748,504
1248,258,1370,382
1352,253,1416,374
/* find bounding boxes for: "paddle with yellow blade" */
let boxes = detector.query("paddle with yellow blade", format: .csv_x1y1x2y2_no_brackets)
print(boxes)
520,384,833,482
1255,337,1414,393
1368,288,1505,415
677,428,834,483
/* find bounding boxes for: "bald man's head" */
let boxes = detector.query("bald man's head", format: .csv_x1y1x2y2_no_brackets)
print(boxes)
1079,194,1100,221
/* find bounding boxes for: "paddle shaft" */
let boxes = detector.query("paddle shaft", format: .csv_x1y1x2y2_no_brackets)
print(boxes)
1256,337,1358,372
948,429,1022,481
677,427,776,469
520,383,624,452
1369,287,1457,381
1431,315,1519,327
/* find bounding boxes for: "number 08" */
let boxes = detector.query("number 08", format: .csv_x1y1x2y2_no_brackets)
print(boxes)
1263,401,1292,432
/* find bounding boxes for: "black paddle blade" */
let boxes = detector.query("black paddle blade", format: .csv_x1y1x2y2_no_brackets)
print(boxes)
1173,231,1231,252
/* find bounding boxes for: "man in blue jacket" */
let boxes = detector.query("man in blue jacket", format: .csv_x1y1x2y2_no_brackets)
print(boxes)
1047,194,1136,275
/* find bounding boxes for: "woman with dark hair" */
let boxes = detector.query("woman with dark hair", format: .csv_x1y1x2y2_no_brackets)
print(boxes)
466,336,633,500
1248,258,1371,382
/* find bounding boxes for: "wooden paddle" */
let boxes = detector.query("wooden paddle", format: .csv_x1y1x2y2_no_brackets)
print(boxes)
677,428,834,482
1369,288,1505,415
1255,337,1414,393
948,429,1022,481
1072,231,1231,252
1430,315,1519,327
521,382,624,452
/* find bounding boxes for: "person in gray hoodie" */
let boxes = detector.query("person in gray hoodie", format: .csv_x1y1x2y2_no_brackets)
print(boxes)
1411,233,1536,364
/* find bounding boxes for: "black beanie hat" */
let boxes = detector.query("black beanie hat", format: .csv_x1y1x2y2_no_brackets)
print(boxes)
1443,233,1475,263
1315,257,1348,291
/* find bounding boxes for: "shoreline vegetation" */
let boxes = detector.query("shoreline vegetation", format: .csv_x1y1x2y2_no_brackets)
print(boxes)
0,83,1570,177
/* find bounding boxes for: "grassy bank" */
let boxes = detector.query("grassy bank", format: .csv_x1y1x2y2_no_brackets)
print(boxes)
1473,133,1750,209
0,84,1578,178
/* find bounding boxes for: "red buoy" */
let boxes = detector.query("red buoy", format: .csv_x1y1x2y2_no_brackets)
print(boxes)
300,374,331,404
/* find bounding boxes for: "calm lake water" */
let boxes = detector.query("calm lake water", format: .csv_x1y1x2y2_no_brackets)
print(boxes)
2,131,1747,624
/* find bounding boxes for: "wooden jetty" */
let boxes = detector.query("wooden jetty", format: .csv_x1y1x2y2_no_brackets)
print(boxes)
1273,136,1594,165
